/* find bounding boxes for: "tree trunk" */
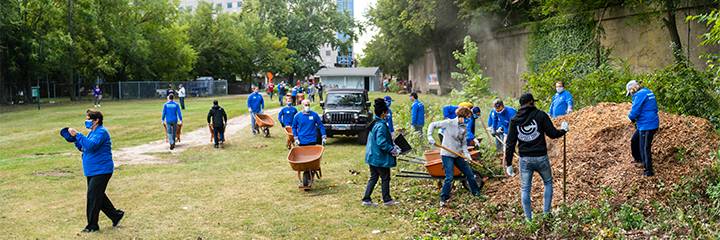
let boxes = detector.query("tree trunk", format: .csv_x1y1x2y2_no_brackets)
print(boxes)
662,0,684,63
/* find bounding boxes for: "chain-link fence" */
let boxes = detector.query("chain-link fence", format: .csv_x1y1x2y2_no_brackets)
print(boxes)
117,80,228,99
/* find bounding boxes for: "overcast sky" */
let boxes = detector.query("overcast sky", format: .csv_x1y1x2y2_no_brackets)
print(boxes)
353,0,377,57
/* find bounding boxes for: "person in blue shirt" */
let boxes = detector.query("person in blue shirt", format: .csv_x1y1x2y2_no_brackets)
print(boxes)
384,96,395,135
549,81,574,118
162,94,183,150
487,99,517,153
277,82,287,106
292,99,327,146
291,86,299,106
247,86,265,135
67,110,124,232
466,107,481,147
362,98,401,207
278,96,298,127
626,80,660,177
410,92,425,133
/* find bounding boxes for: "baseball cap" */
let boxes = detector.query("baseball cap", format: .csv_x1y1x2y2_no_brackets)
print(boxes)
384,96,392,102
625,80,639,96
519,93,536,106
458,102,473,108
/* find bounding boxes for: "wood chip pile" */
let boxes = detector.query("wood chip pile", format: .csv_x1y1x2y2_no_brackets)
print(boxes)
485,103,719,205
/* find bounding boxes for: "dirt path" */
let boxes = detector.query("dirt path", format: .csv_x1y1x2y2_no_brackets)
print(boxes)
114,108,280,166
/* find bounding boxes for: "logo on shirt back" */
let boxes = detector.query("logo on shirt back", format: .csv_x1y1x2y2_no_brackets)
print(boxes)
517,120,540,142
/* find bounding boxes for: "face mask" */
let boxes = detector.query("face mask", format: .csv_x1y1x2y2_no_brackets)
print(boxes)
556,87,564,93
85,120,94,129
303,106,310,112
386,101,391,107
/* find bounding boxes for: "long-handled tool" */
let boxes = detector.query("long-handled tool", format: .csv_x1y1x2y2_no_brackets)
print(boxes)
433,143,506,178
563,134,567,203
491,131,521,159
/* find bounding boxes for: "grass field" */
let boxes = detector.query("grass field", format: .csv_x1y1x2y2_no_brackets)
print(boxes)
0,92,462,239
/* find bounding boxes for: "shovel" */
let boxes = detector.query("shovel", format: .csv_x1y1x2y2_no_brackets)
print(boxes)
433,143,506,178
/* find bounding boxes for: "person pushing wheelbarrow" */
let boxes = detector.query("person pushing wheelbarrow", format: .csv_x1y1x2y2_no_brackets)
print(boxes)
207,100,228,148
162,94,183,150
292,99,326,146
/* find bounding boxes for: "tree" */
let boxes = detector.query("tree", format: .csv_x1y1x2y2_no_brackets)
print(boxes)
451,35,491,103
359,33,412,79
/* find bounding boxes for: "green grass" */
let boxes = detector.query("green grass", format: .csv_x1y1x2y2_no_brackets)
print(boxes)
0,94,418,239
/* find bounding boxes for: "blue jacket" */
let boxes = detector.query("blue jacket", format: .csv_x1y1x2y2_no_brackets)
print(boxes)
278,105,298,127
162,101,183,123
247,92,264,113
488,107,517,134
465,115,477,141
443,105,458,119
278,84,286,95
549,90,574,118
291,88,298,96
365,117,396,168
386,108,394,133
292,111,326,145
74,126,114,176
411,100,425,126
628,87,659,131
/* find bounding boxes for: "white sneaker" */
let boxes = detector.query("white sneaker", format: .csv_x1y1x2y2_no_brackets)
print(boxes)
361,201,378,207
383,200,398,206
440,201,447,208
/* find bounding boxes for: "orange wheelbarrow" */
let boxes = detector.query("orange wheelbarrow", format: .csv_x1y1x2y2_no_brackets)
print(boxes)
396,148,484,191
284,127,294,149
288,145,324,190
254,113,275,137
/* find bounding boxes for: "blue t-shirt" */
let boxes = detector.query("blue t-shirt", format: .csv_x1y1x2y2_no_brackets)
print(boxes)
162,101,183,123
247,92,264,113
75,126,114,176
292,111,327,145
549,90,574,118
629,88,659,131
278,105,298,127
411,100,425,126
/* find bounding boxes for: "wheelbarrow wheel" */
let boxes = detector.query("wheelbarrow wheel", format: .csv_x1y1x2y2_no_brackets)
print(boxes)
263,127,270,137
302,170,312,188
462,173,485,191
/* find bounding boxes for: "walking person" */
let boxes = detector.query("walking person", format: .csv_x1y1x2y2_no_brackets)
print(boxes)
166,83,175,98
384,96,395,135
278,96,298,128
93,85,102,108
207,100,228,148
317,81,324,102
278,81,287,106
247,86,265,135
291,86,299,106
267,82,275,101
162,94,183,150
504,93,568,221
292,99,327,146
362,98,401,207
487,99,517,153
427,107,481,207
178,84,186,110
65,110,124,232
410,92,425,133
626,80,659,176
307,83,316,102
549,81,574,118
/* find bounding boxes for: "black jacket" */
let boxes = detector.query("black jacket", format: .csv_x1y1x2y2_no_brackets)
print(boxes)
504,105,566,166
207,105,228,128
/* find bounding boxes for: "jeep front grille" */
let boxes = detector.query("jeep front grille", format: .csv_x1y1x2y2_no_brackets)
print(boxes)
329,113,354,124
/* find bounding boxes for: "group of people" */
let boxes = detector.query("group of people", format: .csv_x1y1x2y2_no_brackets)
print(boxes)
361,80,659,221
272,80,324,106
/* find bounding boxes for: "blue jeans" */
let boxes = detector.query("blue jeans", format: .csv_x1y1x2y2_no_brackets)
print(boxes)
494,133,505,153
519,155,553,220
440,156,480,201
250,112,259,133
166,122,177,145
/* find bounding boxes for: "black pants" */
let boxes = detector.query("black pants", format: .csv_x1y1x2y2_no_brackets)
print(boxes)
213,125,225,145
291,96,297,106
318,92,323,101
86,173,121,230
179,97,185,109
631,129,657,175
362,165,392,203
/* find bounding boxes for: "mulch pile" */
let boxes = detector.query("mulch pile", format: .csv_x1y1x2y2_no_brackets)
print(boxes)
485,102,719,205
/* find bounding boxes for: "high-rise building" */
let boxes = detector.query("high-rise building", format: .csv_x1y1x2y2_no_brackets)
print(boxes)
179,0,243,13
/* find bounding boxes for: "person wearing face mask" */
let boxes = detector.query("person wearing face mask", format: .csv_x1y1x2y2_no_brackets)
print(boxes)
277,81,287,106
410,92,425,133
505,93,568,221
383,96,395,135
549,81,574,118
278,96,298,127
427,107,482,207
162,94,183,150
626,80,659,177
467,107,482,147
487,99,517,153
247,86,265,135
292,99,327,146
66,110,125,233
291,85,299,106
362,98,401,207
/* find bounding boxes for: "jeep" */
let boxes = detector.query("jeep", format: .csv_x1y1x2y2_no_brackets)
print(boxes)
320,89,372,144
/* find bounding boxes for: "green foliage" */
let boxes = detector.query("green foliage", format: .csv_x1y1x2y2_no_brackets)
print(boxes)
644,63,720,126
359,33,415,79
617,204,646,230
526,13,602,73
451,36,491,103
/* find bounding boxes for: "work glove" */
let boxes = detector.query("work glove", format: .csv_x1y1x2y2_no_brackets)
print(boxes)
496,128,504,135
321,136,327,145
473,138,481,148
464,152,472,161
294,137,300,146
248,108,252,113
178,120,183,125
505,166,516,177
486,127,493,133
560,121,569,132
427,136,436,145
391,145,401,157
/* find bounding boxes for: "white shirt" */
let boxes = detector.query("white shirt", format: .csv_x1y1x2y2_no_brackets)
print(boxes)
178,87,186,97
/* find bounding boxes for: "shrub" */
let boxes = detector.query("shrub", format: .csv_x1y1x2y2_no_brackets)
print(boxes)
617,204,645,230
451,36,492,103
